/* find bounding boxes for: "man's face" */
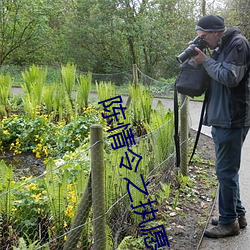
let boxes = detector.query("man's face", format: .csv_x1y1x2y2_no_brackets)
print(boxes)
196,30,222,49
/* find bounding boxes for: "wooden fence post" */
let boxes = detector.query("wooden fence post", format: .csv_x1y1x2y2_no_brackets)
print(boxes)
126,64,138,108
133,63,138,86
91,124,106,250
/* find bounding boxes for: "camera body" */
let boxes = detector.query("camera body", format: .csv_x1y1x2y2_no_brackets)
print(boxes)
176,36,208,63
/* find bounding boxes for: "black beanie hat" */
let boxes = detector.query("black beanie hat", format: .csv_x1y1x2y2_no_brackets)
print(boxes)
195,15,225,32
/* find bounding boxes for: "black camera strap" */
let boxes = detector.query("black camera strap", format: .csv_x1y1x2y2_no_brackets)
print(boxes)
189,91,208,164
189,48,210,164
174,82,181,168
174,85,208,168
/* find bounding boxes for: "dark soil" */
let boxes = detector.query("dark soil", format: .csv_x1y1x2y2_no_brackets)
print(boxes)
0,152,45,180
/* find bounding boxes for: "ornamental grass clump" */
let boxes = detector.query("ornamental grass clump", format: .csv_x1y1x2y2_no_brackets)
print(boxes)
0,73,12,117
60,63,76,103
96,81,116,103
21,65,47,118
76,72,92,113
128,83,153,135
145,100,175,164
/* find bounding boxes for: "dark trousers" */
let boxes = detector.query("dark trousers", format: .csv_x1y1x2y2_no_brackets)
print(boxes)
211,126,249,225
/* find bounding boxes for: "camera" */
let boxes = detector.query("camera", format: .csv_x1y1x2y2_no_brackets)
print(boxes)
176,36,208,64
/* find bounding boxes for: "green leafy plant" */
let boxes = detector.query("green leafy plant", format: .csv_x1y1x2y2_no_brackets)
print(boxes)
0,161,15,222
129,84,142,123
76,72,92,112
60,62,76,102
52,83,66,121
43,84,55,114
129,84,152,124
13,236,43,250
172,190,180,210
51,81,74,122
178,173,191,189
96,81,116,102
128,83,153,136
0,73,12,117
0,77,180,248
158,182,171,202
117,235,146,250
0,161,17,248
0,110,100,158
12,176,49,242
42,159,69,247
145,100,174,164
21,65,47,118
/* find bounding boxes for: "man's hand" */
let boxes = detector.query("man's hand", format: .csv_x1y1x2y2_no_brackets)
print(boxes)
192,47,207,64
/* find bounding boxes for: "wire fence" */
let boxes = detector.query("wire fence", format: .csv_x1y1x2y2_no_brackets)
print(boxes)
0,66,190,249
0,64,175,97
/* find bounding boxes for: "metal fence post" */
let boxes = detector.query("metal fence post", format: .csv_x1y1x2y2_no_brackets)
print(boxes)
91,124,106,250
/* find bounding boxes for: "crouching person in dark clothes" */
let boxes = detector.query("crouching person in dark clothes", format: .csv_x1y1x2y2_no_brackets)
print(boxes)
192,15,250,238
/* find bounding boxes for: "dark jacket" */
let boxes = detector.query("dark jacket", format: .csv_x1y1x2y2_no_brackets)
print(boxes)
203,26,250,128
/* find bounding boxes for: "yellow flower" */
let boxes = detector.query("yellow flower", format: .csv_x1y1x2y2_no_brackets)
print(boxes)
21,176,32,181
14,149,22,155
65,205,74,218
12,207,17,212
71,195,76,204
26,183,37,191
32,193,42,201
3,130,9,135
42,147,49,157
36,152,41,158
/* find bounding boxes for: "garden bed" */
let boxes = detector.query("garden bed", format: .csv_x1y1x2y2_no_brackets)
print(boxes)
106,130,217,250
162,131,217,250
0,129,217,250
0,152,45,180
0,64,217,249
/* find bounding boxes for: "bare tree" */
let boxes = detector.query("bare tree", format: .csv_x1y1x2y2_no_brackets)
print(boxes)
0,0,48,65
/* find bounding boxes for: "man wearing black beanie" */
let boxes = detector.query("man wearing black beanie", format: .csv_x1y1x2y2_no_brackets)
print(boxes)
192,15,250,238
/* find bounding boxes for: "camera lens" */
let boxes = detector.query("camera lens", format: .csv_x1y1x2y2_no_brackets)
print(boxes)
176,37,208,63
176,45,198,63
